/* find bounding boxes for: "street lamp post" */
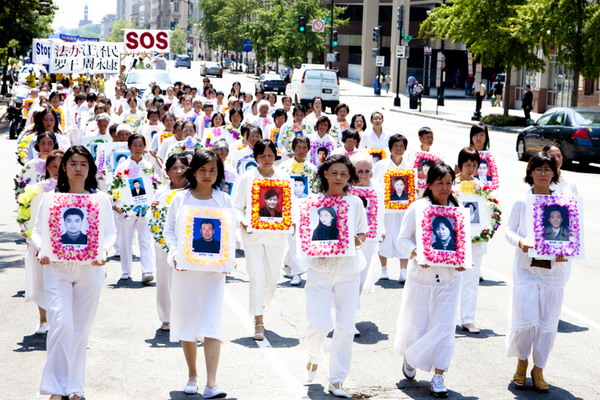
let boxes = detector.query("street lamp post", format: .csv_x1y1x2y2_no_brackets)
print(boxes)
393,5,404,107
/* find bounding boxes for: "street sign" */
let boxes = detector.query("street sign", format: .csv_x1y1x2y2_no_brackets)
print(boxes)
312,19,325,33
324,17,332,22
402,35,413,41
395,45,409,59
326,52,336,62
436,52,443,87
242,38,253,52
376,55,385,67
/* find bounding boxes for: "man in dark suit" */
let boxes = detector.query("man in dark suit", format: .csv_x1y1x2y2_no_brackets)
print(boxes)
193,220,221,253
543,209,569,241
522,84,534,120
131,179,146,197
61,208,88,245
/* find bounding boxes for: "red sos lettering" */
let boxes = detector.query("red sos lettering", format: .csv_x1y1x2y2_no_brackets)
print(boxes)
125,31,169,50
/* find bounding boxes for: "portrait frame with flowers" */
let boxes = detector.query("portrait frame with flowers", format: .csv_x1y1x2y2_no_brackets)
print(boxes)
40,193,107,263
456,180,502,243
527,194,583,260
247,178,293,232
348,186,382,240
413,151,442,190
416,204,473,268
297,195,356,258
478,151,500,190
383,169,417,212
176,206,237,272
309,140,335,167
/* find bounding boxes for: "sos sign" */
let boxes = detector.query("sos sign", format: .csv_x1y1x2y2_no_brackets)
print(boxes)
124,30,170,52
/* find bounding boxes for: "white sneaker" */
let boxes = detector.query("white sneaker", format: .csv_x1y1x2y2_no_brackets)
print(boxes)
328,383,350,398
119,273,130,280
282,265,293,279
290,275,301,286
430,374,448,397
402,357,416,380
399,268,407,283
183,381,198,395
381,267,389,280
142,272,154,284
203,386,226,399
34,322,48,335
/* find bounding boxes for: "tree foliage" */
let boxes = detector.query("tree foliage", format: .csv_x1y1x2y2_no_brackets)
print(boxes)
105,19,135,43
170,27,187,56
0,0,56,57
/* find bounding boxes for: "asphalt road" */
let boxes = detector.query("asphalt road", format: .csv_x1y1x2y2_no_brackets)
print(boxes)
0,63,598,400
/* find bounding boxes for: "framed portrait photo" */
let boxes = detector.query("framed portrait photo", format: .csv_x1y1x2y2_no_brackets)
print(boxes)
297,196,356,258
99,142,130,176
457,181,502,243
365,148,387,164
383,169,417,212
219,180,234,195
309,140,335,167
40,193,107,263
176,206,237,272
413,152,442,190
291,175,309,199
82,135,110,160
477,151,500,190
527,194,583,260
111,171,156,217
248,178,293,231
416,204,473,268
348,186,382,240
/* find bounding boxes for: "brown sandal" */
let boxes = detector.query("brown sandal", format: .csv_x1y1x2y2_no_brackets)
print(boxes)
512,365,527,388
531,371,549,393
253,324,265,341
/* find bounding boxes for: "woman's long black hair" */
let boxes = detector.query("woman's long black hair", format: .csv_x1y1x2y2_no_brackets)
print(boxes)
33,108,61,134
315,154,358,193
185,150,224,190
422,162,459,206
56,146,98,193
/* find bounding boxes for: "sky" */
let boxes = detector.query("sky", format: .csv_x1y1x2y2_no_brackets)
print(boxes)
52,0,117,31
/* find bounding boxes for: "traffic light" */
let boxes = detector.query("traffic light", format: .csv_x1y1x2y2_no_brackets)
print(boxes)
332,31,338,46
298,16,307,33
397,5,404,30
334,51,340,62
187,23,191,33
170,21,176,30
373,26,381,42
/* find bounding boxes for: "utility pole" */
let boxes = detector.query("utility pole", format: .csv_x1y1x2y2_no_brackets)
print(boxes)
393,5,404,107
328,0,334,69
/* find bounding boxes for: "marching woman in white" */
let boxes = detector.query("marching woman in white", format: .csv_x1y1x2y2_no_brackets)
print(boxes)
33,146,116,400
454,147,486,334
164,150,228,399
373,134,410,282
303,154,367,398
150,153,189,331
394,162,465,398
543,142,578,195
505,152,570,393
114,134,156,283
231,135,290,341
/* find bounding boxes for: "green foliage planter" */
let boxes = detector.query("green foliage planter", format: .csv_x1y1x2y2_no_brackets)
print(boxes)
481,114,530,127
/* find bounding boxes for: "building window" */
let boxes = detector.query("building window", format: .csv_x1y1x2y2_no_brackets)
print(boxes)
340,5,363,21
174,17,179,25
348,46,362,64
584,79,595,96
379,6,392,23
174,2,180,12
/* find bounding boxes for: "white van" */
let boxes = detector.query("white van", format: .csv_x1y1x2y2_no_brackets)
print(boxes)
286,65,340,112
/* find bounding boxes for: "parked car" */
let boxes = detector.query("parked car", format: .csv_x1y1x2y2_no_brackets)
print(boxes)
256,72,288,94
286,64,339,112
200,62,223,78
125,70,173,98
516,107,600,167
175,55,191,69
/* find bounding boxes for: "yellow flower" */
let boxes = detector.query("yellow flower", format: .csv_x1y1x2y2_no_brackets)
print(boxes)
206,132,214,139
158,238,166,245
166,191,177,205
152,225,160,233
113,190,122,201
19,142,28,149
24,186,41,196
17,206,31,221
290,162,304,175
24,229,32,238
154,210,161,219
18,151,27,160
18,193,31,206
460,180,477,194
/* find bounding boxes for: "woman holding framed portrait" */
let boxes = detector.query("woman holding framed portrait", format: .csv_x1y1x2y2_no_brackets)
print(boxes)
231,135,291,341
394,162,465,398
505,152,571,393
163,151,229,398
373,134,411,282
32,146,116,400
303,154,368,398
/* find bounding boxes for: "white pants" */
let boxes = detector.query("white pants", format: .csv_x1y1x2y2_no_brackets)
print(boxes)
506,282,564,368
359,240,379,296
305,269,360,384
112,211,120,253
155,244,172,323
245,242,285,315
119,216,154,276
283,233,307,276
40,264,104,396
459,243,486,325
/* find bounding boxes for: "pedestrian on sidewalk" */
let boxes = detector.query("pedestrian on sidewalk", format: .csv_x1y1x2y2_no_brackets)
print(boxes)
384,73,391,94
522,85,533,120
493,80,504,107
33,146,116,400
407,75,416,94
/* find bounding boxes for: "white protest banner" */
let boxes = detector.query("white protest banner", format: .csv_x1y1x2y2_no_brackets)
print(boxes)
123,29,170,52
49,41,121,74
32,39,53,64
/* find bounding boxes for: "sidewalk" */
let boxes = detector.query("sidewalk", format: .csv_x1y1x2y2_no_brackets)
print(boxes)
340,78,540,133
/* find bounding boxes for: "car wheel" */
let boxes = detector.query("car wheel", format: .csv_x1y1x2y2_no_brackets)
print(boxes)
218,75,222,78
578,160,590,168
516,137,528,161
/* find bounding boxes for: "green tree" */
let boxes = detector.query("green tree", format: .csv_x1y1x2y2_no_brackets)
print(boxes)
197,0,228,57
105,19,135,42
170,27,187,55
515,0,600,106
420,0,544,116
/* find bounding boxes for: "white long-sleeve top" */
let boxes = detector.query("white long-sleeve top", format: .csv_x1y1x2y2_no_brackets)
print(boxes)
32,191,117,263
505,191,571,287
359,128,391,157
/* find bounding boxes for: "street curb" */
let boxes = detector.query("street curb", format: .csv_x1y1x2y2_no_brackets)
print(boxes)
384,106,522,134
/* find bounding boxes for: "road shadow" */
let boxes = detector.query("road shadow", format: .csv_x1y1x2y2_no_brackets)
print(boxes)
230,330,300,349
168,390,238,400
14,333,46,352
396,379,478,399
479,278,507,287
374,278,403,290
455,326,504,340
235,249,245,258
558,319,589,334
225,275,248,284
354,321,389,345
0,257,23,274
279,279,306,289
145,328,180,349
507,381,584,399
13,290,25,298
107,278,155,289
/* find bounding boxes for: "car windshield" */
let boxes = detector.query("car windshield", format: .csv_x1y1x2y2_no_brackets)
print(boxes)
265,73,280,79
178,56,190,61
206,62,220,67
573,111,600,126
126,71,172,85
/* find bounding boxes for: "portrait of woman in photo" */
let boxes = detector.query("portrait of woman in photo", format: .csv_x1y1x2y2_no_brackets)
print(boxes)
258,188,282,218
431,216,456,251
390,176,409,201
464,201,480,224
311,207,339,241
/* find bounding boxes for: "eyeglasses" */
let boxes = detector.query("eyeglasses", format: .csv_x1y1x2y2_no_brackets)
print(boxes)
357,169,371,174
533,168,553,175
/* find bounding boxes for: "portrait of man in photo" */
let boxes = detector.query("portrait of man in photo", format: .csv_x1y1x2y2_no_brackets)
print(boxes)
192,219,221,254
61,208,88,245
542,206,570,241
292,176,308,199
130,178,146,197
